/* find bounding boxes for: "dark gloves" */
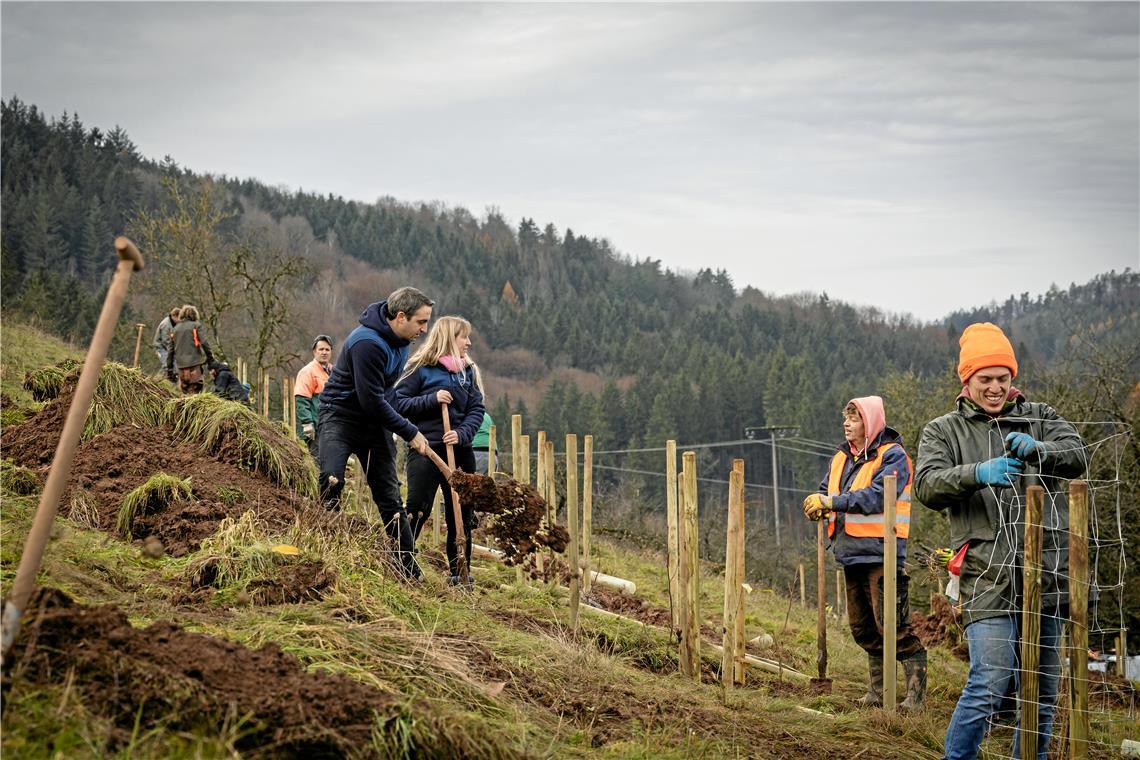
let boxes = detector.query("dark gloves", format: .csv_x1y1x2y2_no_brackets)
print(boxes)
975,456,1023,488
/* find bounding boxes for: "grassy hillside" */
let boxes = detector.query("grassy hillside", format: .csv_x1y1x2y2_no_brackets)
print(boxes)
1,319,1133,759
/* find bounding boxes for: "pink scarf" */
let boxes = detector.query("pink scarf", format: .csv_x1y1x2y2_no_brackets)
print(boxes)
438,354,469,373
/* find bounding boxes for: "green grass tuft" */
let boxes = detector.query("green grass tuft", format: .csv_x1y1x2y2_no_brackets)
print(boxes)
116,473,192,540
1,458,40,496
164,394,316,497
21,363,68,401
216,485,246,506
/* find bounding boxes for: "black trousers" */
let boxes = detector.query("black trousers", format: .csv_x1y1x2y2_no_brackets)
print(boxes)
844,562,925,660
317,407,417,578
406,444,476,577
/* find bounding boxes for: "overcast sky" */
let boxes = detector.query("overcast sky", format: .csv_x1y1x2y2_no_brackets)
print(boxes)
3,2,1137,320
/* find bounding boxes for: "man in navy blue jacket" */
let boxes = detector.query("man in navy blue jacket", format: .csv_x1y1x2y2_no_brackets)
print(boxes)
318,287,432,580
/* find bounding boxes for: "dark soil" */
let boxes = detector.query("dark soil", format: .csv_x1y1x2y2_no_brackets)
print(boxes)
910,594,969,661
450,471,569,564
2,421,306,556
1,587,405,758
245,562,337,605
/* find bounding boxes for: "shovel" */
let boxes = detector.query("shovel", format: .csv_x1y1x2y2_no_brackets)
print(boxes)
812,519,833,694
2,238,144,661
440,403,469,584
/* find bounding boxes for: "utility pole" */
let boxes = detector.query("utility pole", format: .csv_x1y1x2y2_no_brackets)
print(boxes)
745,425,798,548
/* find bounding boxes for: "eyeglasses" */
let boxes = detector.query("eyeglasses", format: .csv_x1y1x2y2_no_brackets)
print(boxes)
312,335,333,349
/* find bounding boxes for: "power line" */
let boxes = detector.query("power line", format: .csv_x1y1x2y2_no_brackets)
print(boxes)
589,463,818,496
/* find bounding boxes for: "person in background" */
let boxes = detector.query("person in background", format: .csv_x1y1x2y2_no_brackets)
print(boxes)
317,287,432,581
395,316,485,586
294,334,334,458
914,322,1086,760
153,307,180,371
210,361,249,404
471,412,495,475
803,395,926,712
166,305,213,395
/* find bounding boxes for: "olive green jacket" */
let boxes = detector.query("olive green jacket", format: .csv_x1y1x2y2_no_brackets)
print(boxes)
913,391,1086,627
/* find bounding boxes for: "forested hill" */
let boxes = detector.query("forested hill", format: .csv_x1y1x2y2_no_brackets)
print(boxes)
3,97,1138,456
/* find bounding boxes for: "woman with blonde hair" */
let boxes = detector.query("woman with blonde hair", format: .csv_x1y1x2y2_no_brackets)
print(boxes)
395,316,485,586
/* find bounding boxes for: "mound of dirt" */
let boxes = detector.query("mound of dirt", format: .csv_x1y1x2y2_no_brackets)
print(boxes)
4,421,305,556
243,561,336,605
450,471,569,565
2,588,402,757
910,594,968,661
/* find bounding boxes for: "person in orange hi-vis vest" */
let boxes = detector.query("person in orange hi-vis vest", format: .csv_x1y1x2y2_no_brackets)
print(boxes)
803,395,926,711
294,334,334,459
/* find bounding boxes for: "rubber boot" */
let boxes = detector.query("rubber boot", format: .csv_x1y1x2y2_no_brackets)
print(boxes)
857,654,884,707
899,650,927,712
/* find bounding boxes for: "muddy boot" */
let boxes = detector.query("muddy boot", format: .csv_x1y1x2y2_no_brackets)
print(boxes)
857,654,884,707
899,651,927,712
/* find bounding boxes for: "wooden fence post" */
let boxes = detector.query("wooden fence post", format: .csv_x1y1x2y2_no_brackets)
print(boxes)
535,431,547,574
511,414,523,584
666,440,681,643
1068,480,1089,760
722,462,744,689
488,424,496,475
262,371,271,417
679,451,700,681
566,434,580,634
519,435,531,485
290,382,297,433
132,323,146,368
282,377,289,426
432,489,442,544
545,441,555,571
883,474,898,712
733,458,746,685
582,435,593,594
1118,629,1128,678
1021,485,1044,760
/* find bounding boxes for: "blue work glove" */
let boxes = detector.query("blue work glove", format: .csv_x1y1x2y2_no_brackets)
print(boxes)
1004,432,1039,461
975,456,1024,488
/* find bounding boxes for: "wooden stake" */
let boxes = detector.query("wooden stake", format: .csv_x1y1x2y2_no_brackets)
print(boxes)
487,424,496,475
290,381,297,433
519,435,531,485
511,414,523,479
666,439,681,643
511,414,523,584
582,434,593,594
432,489,442,544
534,431,546,574
545,440,555,570
722,463,744,689
1068,480,1089,760
282,377,289,425
733,458,746,685
883,474,898,712
680,450,700,681
566,434,580,634
799,563,806,608
1118,629,1128,678
132,323,146,368
1021,485,1044,760
262,371,270,417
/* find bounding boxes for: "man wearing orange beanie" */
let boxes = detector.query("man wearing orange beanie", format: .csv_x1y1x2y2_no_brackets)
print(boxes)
914,322,1087,760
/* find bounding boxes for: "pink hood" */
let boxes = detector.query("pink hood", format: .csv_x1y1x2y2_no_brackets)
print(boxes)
849,395,886,456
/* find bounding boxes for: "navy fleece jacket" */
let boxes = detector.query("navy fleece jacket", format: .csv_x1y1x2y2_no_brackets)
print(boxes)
318,301,418,441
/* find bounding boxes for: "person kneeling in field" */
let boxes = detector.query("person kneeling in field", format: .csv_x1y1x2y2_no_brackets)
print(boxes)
803,395,927,711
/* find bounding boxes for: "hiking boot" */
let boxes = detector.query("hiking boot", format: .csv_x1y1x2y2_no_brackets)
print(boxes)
857,653,884,707
447,575,476,591
899,651,928,712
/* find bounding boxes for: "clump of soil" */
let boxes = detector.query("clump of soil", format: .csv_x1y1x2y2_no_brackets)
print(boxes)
3,421,305,556
244,562,337,605
2,588,403,757
910,594,968,661
450,471,569,564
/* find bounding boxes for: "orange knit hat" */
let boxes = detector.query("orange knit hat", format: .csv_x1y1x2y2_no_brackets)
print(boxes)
958,322,1017,383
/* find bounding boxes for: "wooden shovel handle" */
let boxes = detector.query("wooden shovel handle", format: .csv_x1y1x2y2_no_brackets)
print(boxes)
421,445,452,480
441,402,469,581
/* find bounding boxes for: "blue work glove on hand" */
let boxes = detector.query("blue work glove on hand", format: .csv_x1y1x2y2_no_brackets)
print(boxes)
1004,432,1039,461
975,456,1024,487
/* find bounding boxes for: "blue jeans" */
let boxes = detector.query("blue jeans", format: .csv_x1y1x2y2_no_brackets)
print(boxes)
943,614,1062,760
